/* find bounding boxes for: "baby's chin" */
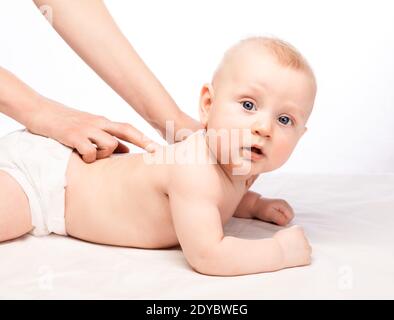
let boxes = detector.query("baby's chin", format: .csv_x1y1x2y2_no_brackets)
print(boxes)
235,161,268,177
218,155,269,177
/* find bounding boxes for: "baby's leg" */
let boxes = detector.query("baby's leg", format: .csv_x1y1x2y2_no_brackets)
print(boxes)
0,170,32,242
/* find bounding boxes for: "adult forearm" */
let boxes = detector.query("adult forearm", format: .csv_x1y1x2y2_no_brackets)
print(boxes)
195,236,285,276
0,66,43,127
32,0,182,136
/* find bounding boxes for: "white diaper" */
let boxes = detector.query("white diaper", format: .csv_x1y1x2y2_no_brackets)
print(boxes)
0,129,73,236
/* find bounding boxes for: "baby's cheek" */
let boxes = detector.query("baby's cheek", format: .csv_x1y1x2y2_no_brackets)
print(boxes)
270,140,296,168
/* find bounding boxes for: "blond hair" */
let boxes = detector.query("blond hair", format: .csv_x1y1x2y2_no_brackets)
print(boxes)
213,36,316,87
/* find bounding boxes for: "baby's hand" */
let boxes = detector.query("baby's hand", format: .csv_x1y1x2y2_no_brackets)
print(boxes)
273,226,312,268
253,197,294,226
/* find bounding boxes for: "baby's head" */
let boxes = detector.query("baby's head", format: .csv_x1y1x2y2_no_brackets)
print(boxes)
199,36,317,176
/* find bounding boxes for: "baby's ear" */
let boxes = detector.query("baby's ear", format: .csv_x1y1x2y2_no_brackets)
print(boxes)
199,83,214,129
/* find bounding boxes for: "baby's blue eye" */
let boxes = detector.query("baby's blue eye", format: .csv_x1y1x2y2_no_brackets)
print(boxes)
242,101,256,111
278,115,293,126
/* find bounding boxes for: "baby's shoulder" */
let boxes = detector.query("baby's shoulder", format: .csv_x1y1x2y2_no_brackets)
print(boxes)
168,162,223,199
170,160,219,185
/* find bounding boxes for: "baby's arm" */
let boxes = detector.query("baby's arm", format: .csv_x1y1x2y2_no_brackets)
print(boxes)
168,174,311,276
234,191,294,226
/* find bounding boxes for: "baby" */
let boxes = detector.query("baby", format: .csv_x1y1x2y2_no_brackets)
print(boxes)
0,37,316,276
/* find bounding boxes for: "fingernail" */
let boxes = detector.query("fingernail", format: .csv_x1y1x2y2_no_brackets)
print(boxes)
145,143,158,153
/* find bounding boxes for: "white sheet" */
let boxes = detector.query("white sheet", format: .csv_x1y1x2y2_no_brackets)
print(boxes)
1,173,393,299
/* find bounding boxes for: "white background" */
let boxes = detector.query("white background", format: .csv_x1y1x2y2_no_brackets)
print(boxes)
0,0,393,174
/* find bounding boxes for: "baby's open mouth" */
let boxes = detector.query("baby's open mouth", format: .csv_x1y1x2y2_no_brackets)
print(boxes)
251,146,263,155
243,146,263,155
242,146,265,160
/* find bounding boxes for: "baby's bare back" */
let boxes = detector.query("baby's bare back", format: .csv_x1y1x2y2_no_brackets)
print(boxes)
64,151,179,248
64,130,245,251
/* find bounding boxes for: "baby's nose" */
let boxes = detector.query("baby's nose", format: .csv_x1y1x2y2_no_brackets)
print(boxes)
252,118,272,138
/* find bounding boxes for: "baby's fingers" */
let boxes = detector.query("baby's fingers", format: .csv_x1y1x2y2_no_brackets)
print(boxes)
270,211,290,226
275,201,294,222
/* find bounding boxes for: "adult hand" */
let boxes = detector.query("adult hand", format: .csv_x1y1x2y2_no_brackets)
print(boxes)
172,112,204,143
32,0,203,145
28,98,160,163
